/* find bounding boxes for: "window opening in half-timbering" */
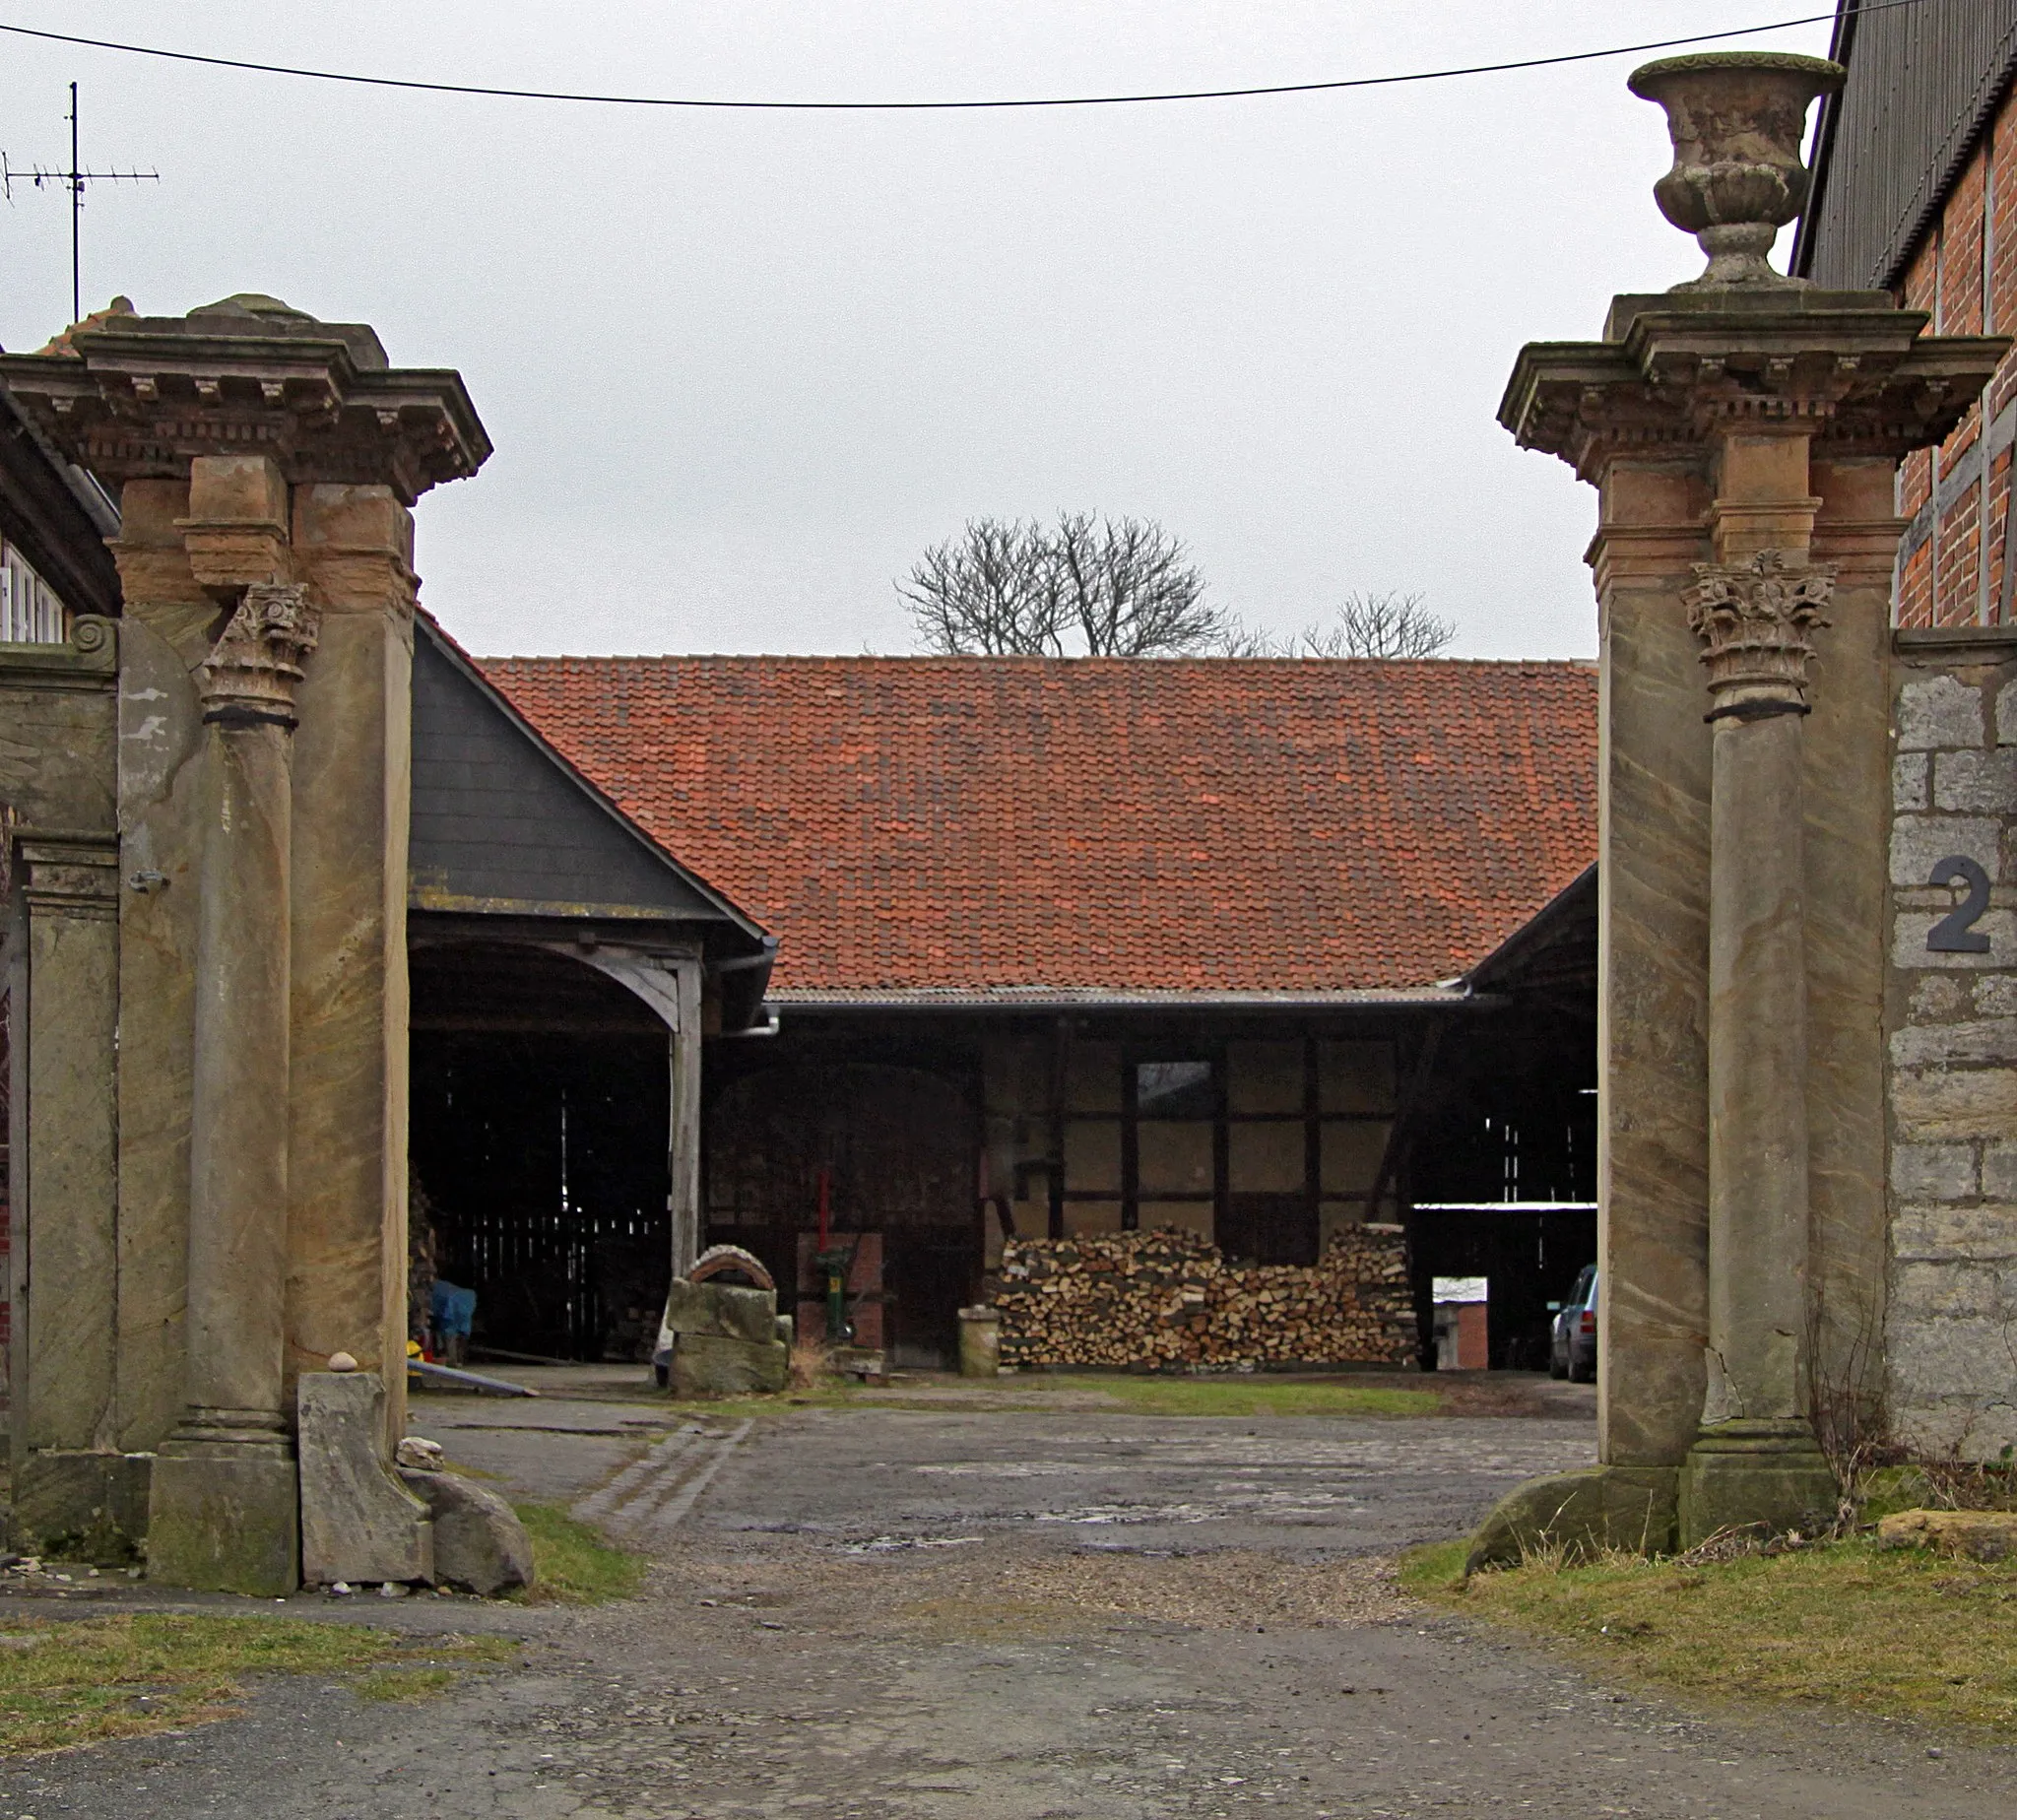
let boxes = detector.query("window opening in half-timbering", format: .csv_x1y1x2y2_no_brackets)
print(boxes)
999,1029,1399,1264
0,543,66,644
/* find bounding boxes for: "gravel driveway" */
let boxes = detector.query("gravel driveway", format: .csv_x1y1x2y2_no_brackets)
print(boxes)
5,1375,2016,1819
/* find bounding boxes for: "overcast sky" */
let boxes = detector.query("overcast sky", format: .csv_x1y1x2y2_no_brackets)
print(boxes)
0,3,1835,660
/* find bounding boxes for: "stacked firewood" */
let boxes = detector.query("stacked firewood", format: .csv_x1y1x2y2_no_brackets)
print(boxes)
995,1226,1414,1370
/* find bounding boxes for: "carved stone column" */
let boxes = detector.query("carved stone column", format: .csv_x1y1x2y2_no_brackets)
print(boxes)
147,582,318,1595
1682,550,1839,1534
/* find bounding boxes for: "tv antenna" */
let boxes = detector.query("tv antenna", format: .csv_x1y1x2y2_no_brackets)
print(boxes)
2,83,159,326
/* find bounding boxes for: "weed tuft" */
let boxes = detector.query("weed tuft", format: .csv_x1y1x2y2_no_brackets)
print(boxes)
511,1502,647,1604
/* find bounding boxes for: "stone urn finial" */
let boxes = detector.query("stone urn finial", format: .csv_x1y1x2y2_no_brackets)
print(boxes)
1627,52,1845,289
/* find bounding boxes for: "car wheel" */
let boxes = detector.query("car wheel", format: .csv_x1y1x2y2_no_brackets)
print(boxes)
1549,1351,1569,1381
1569,1353,1595,1385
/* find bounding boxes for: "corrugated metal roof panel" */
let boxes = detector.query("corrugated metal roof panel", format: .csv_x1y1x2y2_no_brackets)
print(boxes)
1798,0,2017,292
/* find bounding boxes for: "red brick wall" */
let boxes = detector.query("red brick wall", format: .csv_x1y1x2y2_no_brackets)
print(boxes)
1899,86,2017,629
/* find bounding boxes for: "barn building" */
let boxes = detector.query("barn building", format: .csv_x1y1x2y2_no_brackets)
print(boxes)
475,654,1599,1368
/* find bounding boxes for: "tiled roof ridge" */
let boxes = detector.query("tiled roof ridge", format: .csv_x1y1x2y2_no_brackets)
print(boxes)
478,651,1593,671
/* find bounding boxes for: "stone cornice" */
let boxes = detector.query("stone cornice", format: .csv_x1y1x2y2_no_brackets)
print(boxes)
1893,624,2017,664
1500,304,2007,483
0,323,490,506
16,832,118,918
0,613,116,689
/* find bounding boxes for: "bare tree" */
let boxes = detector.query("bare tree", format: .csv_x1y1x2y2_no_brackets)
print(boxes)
901,513,1229,657
898,518,1060,656
1295,591,1455,659
1223,592,1455,659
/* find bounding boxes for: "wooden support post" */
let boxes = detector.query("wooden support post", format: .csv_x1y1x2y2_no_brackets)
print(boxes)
669,961,704,1277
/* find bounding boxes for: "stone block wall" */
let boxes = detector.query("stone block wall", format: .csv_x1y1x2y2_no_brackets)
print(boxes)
1887,640,2017,1456
995,1226,1414,1371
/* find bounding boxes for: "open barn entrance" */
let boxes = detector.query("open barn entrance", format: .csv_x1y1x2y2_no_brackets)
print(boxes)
705,1063,979,1369
410,942,671,1363
1400,867,1598,1370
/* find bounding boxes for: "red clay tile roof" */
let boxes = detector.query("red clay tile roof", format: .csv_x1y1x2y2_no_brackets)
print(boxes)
478,655,1597,997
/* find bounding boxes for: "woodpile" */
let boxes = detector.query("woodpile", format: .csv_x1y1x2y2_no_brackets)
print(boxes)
995,1226,1414,1370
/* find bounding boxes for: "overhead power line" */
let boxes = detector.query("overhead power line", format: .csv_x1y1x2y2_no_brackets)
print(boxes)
0,4,1911,114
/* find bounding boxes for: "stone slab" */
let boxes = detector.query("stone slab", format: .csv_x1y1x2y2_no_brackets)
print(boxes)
671,1334,787,1398
1676,1431,1838,1548
1934,748,2017,812
1877,1508,2017,1562
1889,1142,1978,1202
1897,674,1984,749
297,1373,433,1586
662,1280,778,1346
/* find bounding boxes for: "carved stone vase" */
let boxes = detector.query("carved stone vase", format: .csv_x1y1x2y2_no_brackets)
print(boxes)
1627,52,1844,289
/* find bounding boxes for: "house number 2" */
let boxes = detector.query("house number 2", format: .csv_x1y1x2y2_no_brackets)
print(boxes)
1927,855,1992,954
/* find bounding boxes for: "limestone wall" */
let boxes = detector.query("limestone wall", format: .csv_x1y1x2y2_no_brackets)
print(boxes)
1886,634,2017,1456
995,1226,1414,1370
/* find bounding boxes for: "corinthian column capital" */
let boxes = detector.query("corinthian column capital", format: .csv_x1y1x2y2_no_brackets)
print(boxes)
1684,550,1835,720
198,581,321,728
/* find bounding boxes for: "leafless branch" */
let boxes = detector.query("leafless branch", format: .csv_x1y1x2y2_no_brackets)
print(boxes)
900,514,1226,657
898,517,1065,656
1295,591,1455,659
1208,591,1456,659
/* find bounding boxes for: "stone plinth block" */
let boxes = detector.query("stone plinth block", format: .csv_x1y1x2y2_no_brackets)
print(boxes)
147,1443,299,1594
662,1279,778,1346
398,1469,534,1596
1465,1466,1678,1571
671,1334,788,1398
1676,1421,1837,1547
14,1453,152,1563
297,1373,432,1587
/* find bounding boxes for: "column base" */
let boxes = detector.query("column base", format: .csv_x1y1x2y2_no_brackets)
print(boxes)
146,1430,298,1594
1677,1419,1838,1549
1465,1465,1678,1572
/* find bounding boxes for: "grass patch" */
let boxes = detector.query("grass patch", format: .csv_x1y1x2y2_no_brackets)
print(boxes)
654,1371,1441,1419
1407,1537,2017,1730
0,1613,514,1757
512,1502,647,1604
1398,1537,1471,1594
1030,1374,1438,1418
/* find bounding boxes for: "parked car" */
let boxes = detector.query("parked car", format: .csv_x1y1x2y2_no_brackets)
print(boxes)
1549,1264,1598,1383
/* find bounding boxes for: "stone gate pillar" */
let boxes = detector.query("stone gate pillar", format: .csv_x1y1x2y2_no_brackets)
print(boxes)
0,296,488,1590
1482,54,2008,1555
147,581,318,1591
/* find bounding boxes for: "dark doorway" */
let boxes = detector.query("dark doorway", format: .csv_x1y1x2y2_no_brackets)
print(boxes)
706,1063,977,1368
1406,1204,1596,1372
410,942,670,1362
